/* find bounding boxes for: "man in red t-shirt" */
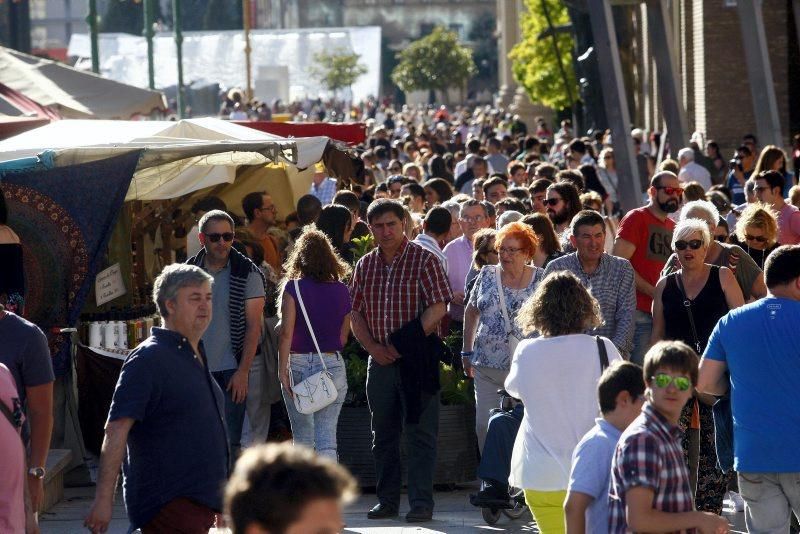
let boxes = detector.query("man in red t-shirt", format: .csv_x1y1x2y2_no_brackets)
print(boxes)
613,171,680,364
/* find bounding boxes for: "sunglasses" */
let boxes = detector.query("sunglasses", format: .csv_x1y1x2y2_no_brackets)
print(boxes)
204,232,234,243
674,239,703,251
714,235,727,242
745,234,767,243
545,198,562,206
651,373,691,391
655,186,684,196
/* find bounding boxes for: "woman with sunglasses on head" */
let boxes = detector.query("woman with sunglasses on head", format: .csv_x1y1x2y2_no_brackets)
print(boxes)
728,202,780,270
651,218,744,517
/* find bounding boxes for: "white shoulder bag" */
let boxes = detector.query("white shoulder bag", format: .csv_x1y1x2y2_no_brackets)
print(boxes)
289,280,338,415
495,266,521,355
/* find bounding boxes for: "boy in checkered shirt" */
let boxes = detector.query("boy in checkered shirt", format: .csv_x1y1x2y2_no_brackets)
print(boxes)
608,341,729,533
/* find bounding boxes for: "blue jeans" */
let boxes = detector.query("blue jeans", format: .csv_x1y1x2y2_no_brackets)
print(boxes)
630,310,653,366
281,352,347,461
212,369,247,453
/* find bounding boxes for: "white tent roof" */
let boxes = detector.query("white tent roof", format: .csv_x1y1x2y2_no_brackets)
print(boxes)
0,118,329,201
0,46,166,119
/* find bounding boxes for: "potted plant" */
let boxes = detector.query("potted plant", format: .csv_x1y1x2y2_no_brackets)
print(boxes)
337,331,478,487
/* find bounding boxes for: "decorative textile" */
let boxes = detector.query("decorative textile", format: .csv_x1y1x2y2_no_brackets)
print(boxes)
0,152,140,375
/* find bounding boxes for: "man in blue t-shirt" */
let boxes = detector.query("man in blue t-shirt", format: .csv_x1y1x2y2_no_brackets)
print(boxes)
564,361,644,533
699,244,800,533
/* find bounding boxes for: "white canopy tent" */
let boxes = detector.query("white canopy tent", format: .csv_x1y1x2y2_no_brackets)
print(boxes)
0,46,166,119
0,118,328,203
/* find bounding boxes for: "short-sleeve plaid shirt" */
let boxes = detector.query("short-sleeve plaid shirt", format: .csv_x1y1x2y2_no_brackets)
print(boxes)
608,402,695,534
350,238,452,345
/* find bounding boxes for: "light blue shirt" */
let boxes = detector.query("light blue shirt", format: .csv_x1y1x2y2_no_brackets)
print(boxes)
568,418,623,533
704,297,800,472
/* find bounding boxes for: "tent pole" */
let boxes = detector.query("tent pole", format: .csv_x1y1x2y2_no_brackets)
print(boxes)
143,0,156,90
172,0,186,119
243,0,253,101
87,0,99,74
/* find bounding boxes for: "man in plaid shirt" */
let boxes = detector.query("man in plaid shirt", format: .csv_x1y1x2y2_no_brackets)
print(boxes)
350,199,452,523
608,341,729,533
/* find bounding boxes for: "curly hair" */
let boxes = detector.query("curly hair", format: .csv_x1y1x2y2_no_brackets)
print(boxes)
282,228,350,283
734,202,779,247
516,271,602,337
495,221,539,260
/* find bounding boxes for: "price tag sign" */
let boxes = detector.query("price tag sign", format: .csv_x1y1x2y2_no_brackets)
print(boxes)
95,263,127,306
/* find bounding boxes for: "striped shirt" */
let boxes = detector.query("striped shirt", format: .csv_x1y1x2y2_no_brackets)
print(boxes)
609,403,695,533
543,252,636,356
350,238,452,345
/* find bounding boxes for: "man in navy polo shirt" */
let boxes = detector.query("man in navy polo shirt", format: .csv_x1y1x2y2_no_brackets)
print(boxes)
85,264,229,534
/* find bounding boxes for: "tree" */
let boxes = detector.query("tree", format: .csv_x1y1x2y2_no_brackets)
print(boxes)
311,49,368,100
391,26,477,97
509,0,578,111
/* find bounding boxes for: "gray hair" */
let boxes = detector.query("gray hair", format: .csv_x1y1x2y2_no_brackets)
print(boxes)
153,264,213,318
459,198,488,218
440,199,462,220
497,210,523,228
672,218,711,249
679,200,719,229
678,147,694,162
199,209,234,233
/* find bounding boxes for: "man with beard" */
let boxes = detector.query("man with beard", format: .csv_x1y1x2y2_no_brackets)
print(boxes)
612,171,680,365
545,182,582,249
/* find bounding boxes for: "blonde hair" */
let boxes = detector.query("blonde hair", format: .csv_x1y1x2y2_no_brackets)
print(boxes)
734,202,779,246
671,218,711,249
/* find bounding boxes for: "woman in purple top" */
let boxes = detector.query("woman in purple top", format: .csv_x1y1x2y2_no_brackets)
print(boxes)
278,229,352,460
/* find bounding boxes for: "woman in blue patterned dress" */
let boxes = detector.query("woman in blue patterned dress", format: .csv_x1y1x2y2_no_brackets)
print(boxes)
461,221,543,453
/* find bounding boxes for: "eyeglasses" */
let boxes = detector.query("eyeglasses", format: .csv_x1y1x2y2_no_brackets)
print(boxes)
460,215,485,223
204,232,234,243
745,234,767,243
259,205,277,213
754,186,770,193
674,239,703,251
545,198,562,206
603,155,614,160
651,373,691,391
655,186,684,196
498,246,523,255
713,235,727,242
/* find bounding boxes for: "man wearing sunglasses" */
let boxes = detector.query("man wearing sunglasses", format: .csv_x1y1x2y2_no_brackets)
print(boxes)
698,245,800,533
613,171,680,365
754,170,800,245
609,341,729,534
187,210,266,455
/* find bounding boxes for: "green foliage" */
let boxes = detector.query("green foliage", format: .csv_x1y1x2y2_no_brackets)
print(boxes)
439,363,474,406
509,0,578,110
343,345,368,407
350,234,375,263
311,49,368,97
391,27,477,94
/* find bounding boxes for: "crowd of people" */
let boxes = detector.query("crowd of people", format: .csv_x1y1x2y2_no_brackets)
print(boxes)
3,103,800,533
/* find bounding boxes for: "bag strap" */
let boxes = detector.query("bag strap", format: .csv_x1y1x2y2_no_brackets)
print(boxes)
0,398,22,440
675,273,702,354
596,336,609,372
495,266,513,336
293,280,328,373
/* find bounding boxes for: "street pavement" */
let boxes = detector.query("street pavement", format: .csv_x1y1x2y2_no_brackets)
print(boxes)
40,481,746,533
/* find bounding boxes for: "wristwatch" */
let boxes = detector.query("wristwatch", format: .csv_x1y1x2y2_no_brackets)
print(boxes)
28,466,46,479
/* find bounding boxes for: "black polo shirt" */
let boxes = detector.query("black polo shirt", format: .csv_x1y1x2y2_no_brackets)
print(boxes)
108,327,229,529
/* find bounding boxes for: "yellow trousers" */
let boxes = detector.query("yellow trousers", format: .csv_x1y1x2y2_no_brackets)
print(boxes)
524,489,567,534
